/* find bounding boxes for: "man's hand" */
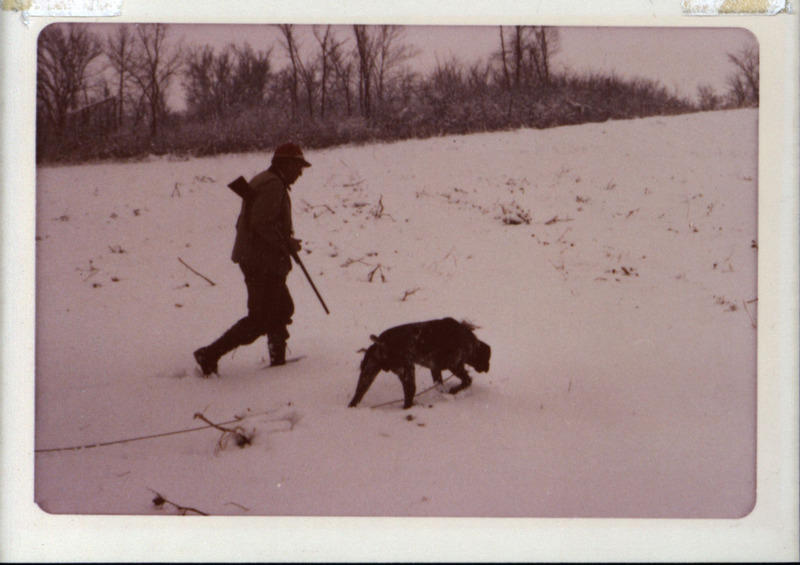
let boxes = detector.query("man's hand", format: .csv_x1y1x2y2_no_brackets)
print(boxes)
289,237,302,253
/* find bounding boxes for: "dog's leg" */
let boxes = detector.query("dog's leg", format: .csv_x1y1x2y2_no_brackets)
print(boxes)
448,366,473,395
348,367,381,408
398,364,417,409
430,367,447,393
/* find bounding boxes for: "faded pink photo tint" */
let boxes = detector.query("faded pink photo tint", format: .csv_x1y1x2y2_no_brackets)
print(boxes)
35,23,757,517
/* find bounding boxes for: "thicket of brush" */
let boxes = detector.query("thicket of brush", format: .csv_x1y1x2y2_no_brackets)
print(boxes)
37,70,700,165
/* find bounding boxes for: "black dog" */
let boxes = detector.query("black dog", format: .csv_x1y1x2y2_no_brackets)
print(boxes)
348,317,491,409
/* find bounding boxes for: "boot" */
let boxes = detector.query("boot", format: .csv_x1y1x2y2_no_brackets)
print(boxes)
193,318,259,377
268,339,286,366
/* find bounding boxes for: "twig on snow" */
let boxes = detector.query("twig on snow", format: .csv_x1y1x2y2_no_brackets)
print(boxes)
401,287,421,302
301,199,336,218
436,246,458,267
341,256,372,268
178,257,216,286
370,195,394,221
544,216,574,225
193,412,254,454
149,489,208,516
367,264,387,282
225,502,251,511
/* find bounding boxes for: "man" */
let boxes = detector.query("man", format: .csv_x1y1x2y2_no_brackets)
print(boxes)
194,142,311,375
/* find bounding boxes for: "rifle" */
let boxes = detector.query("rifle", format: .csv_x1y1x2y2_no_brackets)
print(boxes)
227,176,330,315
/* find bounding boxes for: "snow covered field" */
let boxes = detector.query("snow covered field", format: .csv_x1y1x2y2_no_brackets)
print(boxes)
34,109,758,518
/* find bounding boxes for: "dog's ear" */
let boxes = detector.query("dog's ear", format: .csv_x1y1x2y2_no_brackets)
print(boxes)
460,319,481,331
361,338,389,372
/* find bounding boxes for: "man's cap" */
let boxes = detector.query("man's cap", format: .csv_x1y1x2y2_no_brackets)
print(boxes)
272,143,312,167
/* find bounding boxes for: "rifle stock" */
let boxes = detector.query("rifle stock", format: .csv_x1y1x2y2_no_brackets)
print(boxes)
227,176,254,201
226,176,330,315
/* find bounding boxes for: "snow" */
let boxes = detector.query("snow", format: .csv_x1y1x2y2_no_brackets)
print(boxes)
34,109,758,519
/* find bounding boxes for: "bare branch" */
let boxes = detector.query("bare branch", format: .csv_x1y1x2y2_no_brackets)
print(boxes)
178,257,216,286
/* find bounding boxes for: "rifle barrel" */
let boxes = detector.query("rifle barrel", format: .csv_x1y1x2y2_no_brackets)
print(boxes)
227,176,330,315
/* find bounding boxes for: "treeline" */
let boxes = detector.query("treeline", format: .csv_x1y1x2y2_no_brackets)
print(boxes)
36,24,759,164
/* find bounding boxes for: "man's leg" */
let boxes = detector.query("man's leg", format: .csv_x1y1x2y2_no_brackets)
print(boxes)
194,268,275,376
265,281,294,366
247,271,294,367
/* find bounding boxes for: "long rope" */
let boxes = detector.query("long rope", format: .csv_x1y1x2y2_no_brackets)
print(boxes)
370,375,456,409
35,414,265,454
37,375,460,452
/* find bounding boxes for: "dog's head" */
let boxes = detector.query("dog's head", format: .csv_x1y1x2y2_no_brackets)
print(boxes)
360,335,389,374
470,340,491,373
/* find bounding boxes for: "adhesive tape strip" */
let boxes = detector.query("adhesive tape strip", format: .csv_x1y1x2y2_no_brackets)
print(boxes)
682,0,789,15
2,0,122,16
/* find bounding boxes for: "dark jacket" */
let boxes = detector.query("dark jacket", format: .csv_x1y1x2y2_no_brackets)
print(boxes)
231,168,293,276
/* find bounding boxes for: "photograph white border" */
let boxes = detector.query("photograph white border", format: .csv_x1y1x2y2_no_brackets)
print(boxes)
1,0,798,561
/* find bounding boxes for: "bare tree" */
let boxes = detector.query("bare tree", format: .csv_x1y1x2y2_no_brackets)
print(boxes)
498,26,512,90
276,24,301,118
696,84,721,111
529,26,559,85
185,43,272,117
231,43,272,108
496,26,528,89
425,57,466,125
353,25,377,119
297,56,319,118
726,44,759,107
329,35,355,117
104,24,136,127
496,25,559,90
276,24,320,118
373,25,417,109
511,26,526,88
129,23,183,138
351,25,416,120
184,45,216,116
211,48,235,115
37,24,103,134
313,25,334,118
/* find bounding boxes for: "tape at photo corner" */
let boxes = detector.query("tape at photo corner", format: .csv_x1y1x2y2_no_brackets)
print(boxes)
682,0,789,15
1,0,122,17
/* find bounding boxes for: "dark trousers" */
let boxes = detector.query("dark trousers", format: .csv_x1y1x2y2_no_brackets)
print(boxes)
207,268,294,357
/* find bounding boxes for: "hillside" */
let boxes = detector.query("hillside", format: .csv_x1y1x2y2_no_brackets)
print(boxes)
34,109,758,518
